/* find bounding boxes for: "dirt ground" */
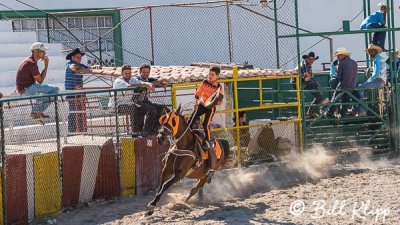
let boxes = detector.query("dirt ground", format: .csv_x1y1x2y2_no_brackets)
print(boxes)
46,148,400,225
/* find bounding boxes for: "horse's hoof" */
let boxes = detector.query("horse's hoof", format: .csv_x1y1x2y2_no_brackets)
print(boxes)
144,210,154,216
145,204,155,216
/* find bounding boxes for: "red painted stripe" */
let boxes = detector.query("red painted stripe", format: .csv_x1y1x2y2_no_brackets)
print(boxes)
62,146,84,208
6,154,28,225
93,139,119,199
134,136,169,195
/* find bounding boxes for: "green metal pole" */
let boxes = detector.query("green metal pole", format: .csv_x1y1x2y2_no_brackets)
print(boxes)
363,0,370,67
388,0,398,155
0,101,7,225
294,0,306,151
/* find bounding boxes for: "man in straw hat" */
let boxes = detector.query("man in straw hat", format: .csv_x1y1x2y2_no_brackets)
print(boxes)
291,51,329,118
353,44,387,117
360,2,387,50
326,48,358,118
65,48,101,133
16,42,60,122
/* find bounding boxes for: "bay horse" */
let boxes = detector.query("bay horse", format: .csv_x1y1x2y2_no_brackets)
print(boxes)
146,104,230,215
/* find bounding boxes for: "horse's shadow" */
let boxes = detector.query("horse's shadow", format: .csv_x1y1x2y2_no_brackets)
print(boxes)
192,201,301,225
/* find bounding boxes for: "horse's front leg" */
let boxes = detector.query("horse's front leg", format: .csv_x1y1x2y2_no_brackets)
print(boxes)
146,156,187,215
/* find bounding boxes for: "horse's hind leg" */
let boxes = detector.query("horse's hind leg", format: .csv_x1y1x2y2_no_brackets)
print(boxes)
185,176,208,202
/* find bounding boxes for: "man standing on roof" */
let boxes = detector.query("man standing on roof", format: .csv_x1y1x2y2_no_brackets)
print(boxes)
65,48,100,133
16,42,60,122
360,2,387,50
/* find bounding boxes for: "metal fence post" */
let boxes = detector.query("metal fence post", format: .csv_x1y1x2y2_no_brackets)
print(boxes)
149,7,155,65
0,101,7,225
99,36,103,66
113,91,122,195
226,1,233,63
53,96,63,205
232,67,241,167
46,13,50,44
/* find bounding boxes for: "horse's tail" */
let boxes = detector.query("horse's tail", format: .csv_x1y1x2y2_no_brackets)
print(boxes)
217,138,230,164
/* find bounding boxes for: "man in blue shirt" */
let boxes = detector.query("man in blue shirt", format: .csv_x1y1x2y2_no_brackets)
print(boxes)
354,44,387,117
360,3,387,50
64,48,99,133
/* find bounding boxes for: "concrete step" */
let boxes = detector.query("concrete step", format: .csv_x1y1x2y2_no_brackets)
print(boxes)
1,56,66,72
0,20,13,32
0,43,64,58
0,69,66,88
0,31,37,44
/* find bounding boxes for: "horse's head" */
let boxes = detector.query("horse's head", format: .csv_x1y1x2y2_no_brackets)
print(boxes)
157,104,186,145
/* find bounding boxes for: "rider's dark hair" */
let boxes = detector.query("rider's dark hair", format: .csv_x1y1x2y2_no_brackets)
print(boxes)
210,66,221,75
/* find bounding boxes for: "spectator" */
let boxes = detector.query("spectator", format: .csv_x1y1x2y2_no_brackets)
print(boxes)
360,2,387,50
326,48,358,118
329,58,339,89
354,44,387,117
108,65,153,136
385,49,400,83
291,52,329,118
16,42,59,122
65,48,100,133
232,111,250,147
131,64,168,136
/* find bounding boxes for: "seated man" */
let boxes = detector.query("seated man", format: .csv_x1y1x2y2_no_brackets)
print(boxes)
16,42,59,122
360,2,387,50
354,44,387,117
109,65,153,135
291,52,329,118
131,64,168,136
326,48,358,118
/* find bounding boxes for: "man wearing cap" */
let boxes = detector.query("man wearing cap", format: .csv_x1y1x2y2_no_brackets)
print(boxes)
291,52,329,118
326,48,358,118
16,42,60,121
360,2,387,50
354,44,387,117
65,48,99,133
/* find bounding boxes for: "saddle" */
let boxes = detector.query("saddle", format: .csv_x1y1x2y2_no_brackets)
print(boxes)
192,129,222,161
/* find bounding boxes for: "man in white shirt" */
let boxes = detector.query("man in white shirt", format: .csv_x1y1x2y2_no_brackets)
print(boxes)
109,65,152,135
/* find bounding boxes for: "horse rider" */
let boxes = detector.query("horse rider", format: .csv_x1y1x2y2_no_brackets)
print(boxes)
188,66,224,178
